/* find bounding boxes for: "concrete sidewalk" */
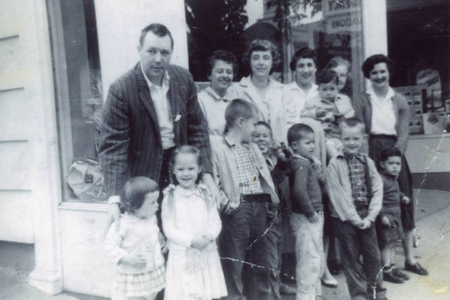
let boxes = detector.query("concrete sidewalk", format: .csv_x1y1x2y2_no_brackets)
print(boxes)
0,189,449,300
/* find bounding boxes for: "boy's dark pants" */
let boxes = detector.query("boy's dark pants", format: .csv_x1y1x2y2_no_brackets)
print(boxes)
262,208,282,300
221,194,271,300
334,218,386,300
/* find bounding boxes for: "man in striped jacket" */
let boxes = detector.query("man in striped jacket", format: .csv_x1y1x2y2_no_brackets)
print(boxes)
99,23,215,226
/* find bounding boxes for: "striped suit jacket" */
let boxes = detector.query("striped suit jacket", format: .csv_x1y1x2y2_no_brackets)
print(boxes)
99,63,212,197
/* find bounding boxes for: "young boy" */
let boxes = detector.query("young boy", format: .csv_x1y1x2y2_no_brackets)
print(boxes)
287,123,327,300
327,118,387,300
252,121,297,297
377,146,411,284
301,69,354,159
212,99,280,300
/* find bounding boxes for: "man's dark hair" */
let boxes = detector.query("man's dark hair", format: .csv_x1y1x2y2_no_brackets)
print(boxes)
287,123,314,147
139,23,174,49
290,47,316,71
206,50,238,77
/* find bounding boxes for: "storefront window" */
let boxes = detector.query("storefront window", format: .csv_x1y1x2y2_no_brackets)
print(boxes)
387,0,450,135
186,0,365,97
48,0,107,202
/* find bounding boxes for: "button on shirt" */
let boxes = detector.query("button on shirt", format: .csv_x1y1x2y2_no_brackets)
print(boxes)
367,85,397,136
198,86,230,136
225,136,263,195
141,63,175,150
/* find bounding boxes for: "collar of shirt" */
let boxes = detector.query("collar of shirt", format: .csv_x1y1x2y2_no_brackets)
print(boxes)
223,135,250,149
340,151,366,163
140,62,170,90
381,171,398,180
204,86,229,102
288,81,318,98
366,85,395,104
291,153,311,162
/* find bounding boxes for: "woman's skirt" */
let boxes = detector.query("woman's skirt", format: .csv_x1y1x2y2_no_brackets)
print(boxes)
112,265,165,300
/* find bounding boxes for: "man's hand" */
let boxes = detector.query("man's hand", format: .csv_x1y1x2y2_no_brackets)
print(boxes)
307,212,319,223
359,218,372,230
121,253,147,269
202,173,219,201
381,216,391,227
107,203,122,231
402,195,410,204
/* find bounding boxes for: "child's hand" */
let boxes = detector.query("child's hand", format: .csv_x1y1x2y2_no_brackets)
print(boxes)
272,142,287,161
316,108,327,118
202,234,214,244
402,196,410,204
381,216,391,227
307,212,319,223
359,218,372,230
191,236,208,250
121,253,147,269
159,232,168,254
351,219,363,228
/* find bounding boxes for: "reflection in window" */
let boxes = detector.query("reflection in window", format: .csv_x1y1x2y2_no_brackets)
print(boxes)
186,0,365,98
49,0,107,202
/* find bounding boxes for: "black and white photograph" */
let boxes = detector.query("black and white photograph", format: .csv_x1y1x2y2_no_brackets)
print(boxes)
0,0,449,299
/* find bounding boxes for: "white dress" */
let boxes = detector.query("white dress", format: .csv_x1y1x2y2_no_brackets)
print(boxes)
161,185,227,300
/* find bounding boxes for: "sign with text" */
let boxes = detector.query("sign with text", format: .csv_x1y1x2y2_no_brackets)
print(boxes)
327,13,362,33
322,0,361,17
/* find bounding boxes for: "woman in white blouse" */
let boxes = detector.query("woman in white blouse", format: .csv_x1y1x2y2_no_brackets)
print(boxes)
353,54,428,277
227,39,287,143
198,50,237,137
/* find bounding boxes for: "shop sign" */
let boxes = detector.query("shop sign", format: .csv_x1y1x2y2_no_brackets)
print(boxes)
327,13,362,33
322,0,361,17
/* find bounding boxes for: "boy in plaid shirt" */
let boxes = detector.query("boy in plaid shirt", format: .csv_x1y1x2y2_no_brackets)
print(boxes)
327,118,387,300
212,99,280,300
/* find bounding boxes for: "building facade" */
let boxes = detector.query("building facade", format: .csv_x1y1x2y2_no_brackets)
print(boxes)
0,0,448,297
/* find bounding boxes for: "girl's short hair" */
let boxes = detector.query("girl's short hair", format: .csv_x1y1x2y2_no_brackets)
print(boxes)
206,50,238,77
243,39,281,75
317,69,338,85
170,145,203,185
224,99,258,134
290,47,316,71
121,177,159,214
361,54,396,79
380,146,402,162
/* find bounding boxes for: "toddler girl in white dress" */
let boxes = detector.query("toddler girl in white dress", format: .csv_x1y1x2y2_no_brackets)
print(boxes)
162,145,227,300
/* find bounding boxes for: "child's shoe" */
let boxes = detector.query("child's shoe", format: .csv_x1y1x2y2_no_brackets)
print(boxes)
383,266,404,284
391,267,410,280
405,261,428,275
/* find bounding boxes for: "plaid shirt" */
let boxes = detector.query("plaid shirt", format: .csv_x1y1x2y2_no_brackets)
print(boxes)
229,139,263,195
344,152,369,208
